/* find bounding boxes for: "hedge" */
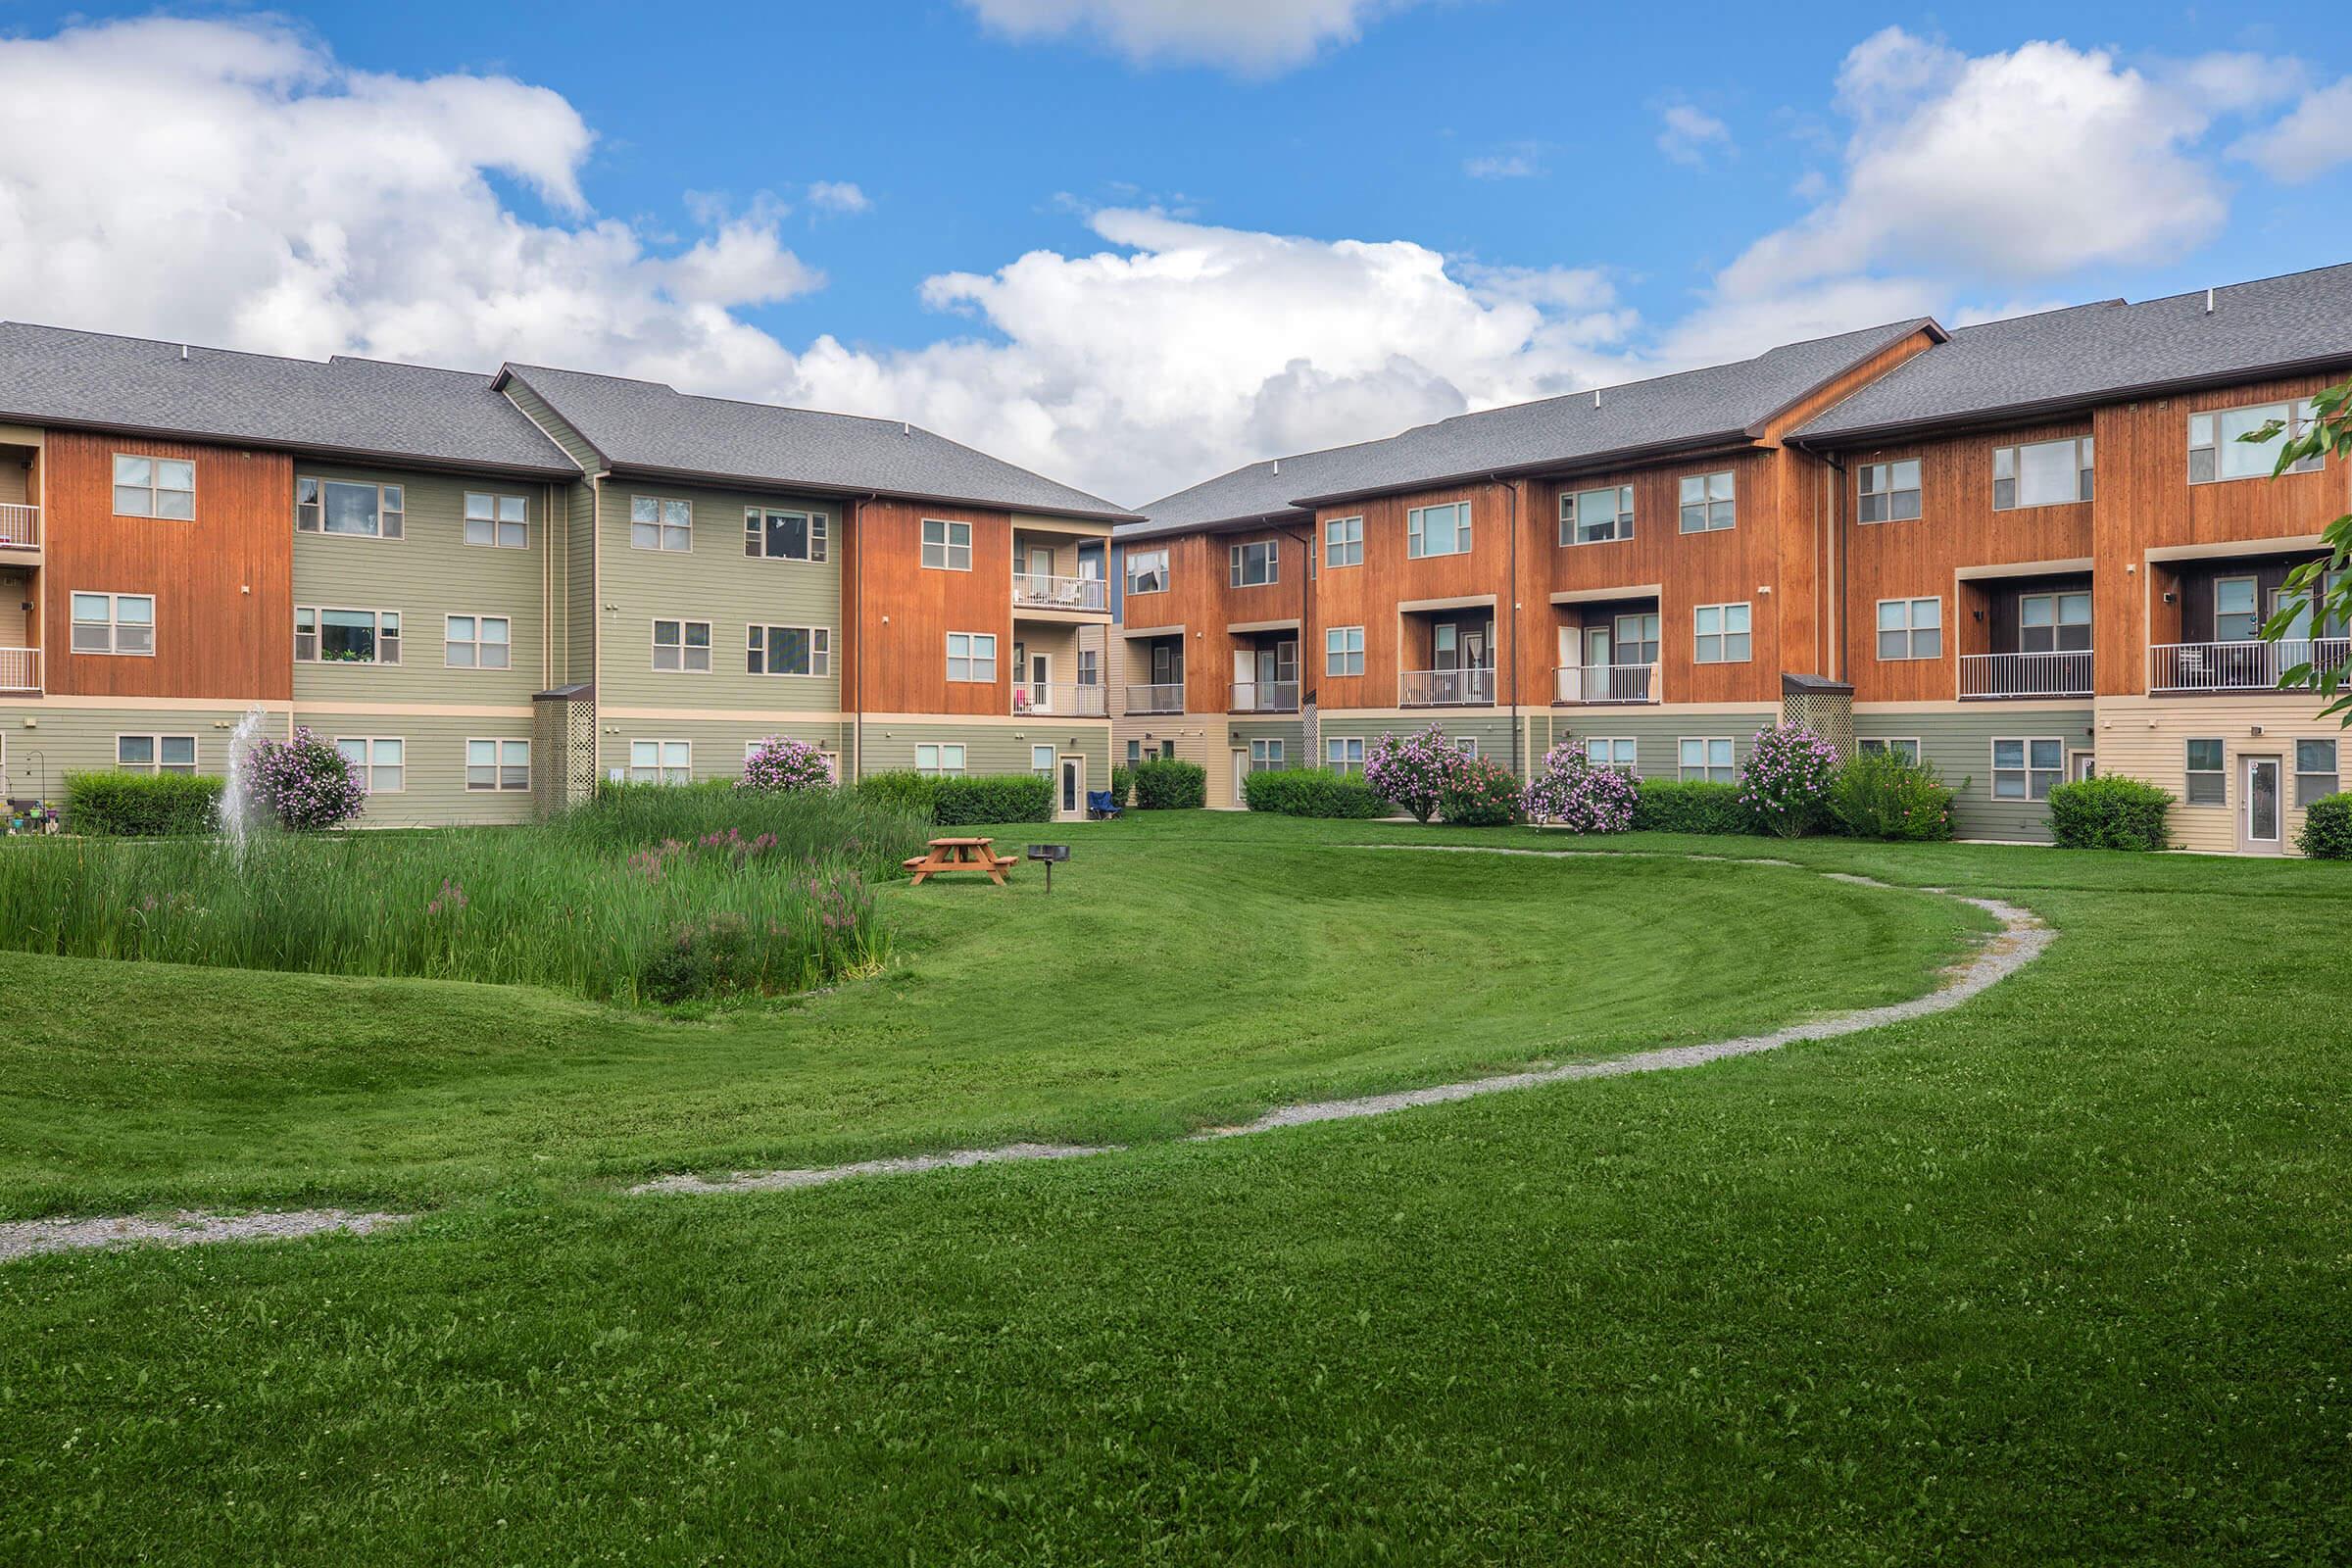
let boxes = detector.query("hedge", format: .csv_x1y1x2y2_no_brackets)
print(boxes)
853,770,938,819
64,771,225,836
1630,778,1754,836
854,770,1053,825
2046,775,2172,851
1109,765,1135,808
2296,791,2352,859
1828,752,1957,842
1241,767,1390,818
1131,758,1206,809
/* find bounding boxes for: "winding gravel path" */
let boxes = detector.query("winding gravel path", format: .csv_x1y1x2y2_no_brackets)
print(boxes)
0,1207,411,1264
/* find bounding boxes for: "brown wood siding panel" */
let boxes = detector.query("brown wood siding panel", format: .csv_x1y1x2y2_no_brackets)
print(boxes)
852,499,1014,715
1315,481,1508,708
1210,524,1309,708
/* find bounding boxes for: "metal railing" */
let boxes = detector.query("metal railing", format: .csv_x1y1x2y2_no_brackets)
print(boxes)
1399,667,1495,707
1960,650,2092,699
1230,680,1299,712
1011,572,1109,612
1554,662,1657,704
1125,682,1184,714
1011,681,1106,717
0,504,37,551
2148,638,2349,693
0,647,39,691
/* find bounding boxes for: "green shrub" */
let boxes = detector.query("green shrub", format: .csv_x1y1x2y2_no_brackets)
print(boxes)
1109,765,1135,808
2047,775,2173,851
2295,791,2352,859
1132,758,1207,809
64,771,224,836
854,769,942,820
1437,756,1523,827
1630,779,1754,836
1242,767,1390,818
1829,752,1958,842
931,773,1054,826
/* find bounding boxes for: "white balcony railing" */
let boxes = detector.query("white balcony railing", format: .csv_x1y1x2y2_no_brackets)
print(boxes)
1230,680,1299,712
1012,572,1109,612
0,504,37,551
0,647,39,691
1011,681,1107,717
1960,650,2093,700
2149,638,2349,693
1554,662,1657,704
1125,681,1184,714
1400,667,1495,707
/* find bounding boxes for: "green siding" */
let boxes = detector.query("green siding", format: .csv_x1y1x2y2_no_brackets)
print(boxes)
298,709,538,828
1228,717,1305,766
1319,712,1533,774
0,703,270,805
1524,710,1777,783
857,721,1111,784
564,479,597,686
501,379,604,474
597,719,853,785
1858,706,2092,843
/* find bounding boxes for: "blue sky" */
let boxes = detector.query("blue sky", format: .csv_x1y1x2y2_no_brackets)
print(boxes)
1,2,2348,502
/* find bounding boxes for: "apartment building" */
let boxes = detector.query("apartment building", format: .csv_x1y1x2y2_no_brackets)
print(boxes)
0,324,1129,825
1115,265,2352,853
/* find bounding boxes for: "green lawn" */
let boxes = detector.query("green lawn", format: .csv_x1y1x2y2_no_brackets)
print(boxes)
3,813,2347,1563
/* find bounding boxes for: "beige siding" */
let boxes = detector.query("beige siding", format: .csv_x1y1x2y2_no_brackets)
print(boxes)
859,719,1110,789
0,701,280,803
564,479,597,686
598,718,853,786
2094,694,2344,855
295,708,538,827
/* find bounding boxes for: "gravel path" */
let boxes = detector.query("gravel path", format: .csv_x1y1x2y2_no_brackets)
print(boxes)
631,1143,1116,1196
0,1207,411,1263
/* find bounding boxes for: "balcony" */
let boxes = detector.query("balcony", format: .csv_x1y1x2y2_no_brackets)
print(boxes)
1011,681,1106,717
1400,667,1494,707
1555,662,1657,705
2149,638,2349,694
0,504,37,555
0,647,38,693
1011,572,1108,614
1231,680,1298,713
1125,682,1184,714
1961,650,2092,700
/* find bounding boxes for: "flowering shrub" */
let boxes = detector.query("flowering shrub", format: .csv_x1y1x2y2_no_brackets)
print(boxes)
1523,742,1639,834
1829,752,1957,842
739,735,836,793
1438,755,1524,827
1364,724,1461,823
1738,724,1842,838
241,725,368,831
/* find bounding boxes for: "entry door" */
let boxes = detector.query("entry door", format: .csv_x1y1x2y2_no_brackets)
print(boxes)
1025,545,1054,584
2240,756,2283,854
1027,652,1053,710
1232,748,1248,802
2069,751,2096,782
1058,756,1084,819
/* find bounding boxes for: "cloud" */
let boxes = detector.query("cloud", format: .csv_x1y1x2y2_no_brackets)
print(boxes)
958,0,1415,75
1464,144,1544,180
1656,104,1732,166
2231,76,2352,181
807,180,872,215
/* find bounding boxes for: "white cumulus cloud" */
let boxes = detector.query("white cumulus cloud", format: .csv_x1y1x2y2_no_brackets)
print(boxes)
1657,104,1733,166
2231,76,2352,182
807,180,873,215
958,0,1415,75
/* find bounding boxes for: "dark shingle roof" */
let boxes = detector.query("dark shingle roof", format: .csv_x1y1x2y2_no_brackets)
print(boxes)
1798,264,2352,441
1123,317,1936,538
0,322,578,474
500,364,1135,522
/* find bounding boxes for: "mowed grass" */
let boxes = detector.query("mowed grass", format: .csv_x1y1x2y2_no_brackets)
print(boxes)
3,814,2348,1563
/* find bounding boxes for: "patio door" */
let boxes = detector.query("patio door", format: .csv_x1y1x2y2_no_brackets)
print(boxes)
1583,625,1612,701
1232,748,1248,802
1027,652,1053,711
1058,756,1084,820
2239,756,2282,854
1463,626,1490,668
1025,544,1054,584
1233,648,1256,710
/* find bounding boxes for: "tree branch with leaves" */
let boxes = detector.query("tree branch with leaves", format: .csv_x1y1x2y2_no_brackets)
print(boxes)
2253,381,2352,723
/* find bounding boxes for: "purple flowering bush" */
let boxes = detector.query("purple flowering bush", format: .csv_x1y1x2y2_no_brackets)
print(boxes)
1523,742,1639,834
739,735,836,793
1738,724,1844,838
241,725,368,831
1438,755,1524,827
1364,724,1460,823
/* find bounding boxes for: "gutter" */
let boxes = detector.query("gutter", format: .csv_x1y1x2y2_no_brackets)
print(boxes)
595,460,1139,526
0,409,579,482
1285,429,1752,512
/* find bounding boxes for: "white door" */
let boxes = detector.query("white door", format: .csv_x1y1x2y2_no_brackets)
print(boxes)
1232,648,1255,711
1027,652,1053,711
1025,545,1054,585
2240,756,2282,854
2069,751,2096,782
1058,756,1084,820
1233,748,1248,802
1583,625,1612,701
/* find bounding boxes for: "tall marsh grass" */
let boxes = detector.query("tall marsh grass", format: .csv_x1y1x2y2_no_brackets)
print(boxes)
0,783,929,1005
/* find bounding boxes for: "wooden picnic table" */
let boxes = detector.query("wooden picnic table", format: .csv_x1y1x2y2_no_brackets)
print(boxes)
903,836,1017,887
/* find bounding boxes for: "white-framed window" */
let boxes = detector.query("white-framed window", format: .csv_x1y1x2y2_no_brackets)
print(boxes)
1859,738,1922,764
335,736,406,793
295,477,403,539
915,743,966,777
1126,548,1169,594
117,734,196,775
629,739,692,785
1560,485,1633,546
1078,649,1099,686
1126,739,1142,765
2296,739,2339,807
629,496,693,552
1693,602,1751,663
1229,539,1279,587
70,592,155,656
1993,436,2093,510
1585,737,1637,772
1454,737,1479,759
1876,597,1941,661
1857,459,1921,523
652,618,711,673
464,492,528,549
2018,591,2092,652
749,624,830,677
1324,515,1363,567
1250,738,1284,772
2214,576,2260,642
444,614,512,669
115,453,196,519
946,632,998,683
920,518,971,570
296,606,400,664
1992,737,2064,801
466,738,530,792
2183,738,2227,806
1327,736,1365,775
2189,399,2324,484
1031,743,1055,777
1325,624,1365,676
1407,501,1472,558
1679,737,1736,783
1678,470,1736,533
745,507,827,563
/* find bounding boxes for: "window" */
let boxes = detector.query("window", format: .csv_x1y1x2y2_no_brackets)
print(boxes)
1857,460,1921,523
2190,399,2324,483
1678,470,1736,533
295,478,403,539
2213,576,2260,642
1407,501,1472,558
745,507,827,563
1324,515,1363,567
1327,737,1365,775
1992,737,2064,801
915,743,965,778
749,624,830,676
1031,744,1056,778
1585,737,1637,772
947,632,998,683
630,496,692,552
1560,486,1633,546
1876,597,1941,661
464,493,528,549
1693,602,1751,663
115,454,195,519
1859,738,1922,764
1679,737,1735,783
296,607,400,664
1078,650,1099,686
2296,739,2339,807
70,592,154,656
117,734,196,775
444,614,512,669
652,619,711,672
1326,625,1365,677
466,738,530,792
1993,437,2093,509
629,739,692,785
2020,592,2092,653
1250,738,1284,772
1612,612,1661,665
334,736,405,793
1126,739,1142,766
1149,642,1182,686
1126,548,1169,594
2183,738,2227,806
920,518,971,570
1229,539,1279,587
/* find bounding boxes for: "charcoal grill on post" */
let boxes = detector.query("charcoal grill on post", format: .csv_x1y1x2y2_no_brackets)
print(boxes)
1025,844,1069,891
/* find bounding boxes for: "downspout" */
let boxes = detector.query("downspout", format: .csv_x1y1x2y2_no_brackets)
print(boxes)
1818,448,1847,682
852,494,876,779
1493,476,1520,776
